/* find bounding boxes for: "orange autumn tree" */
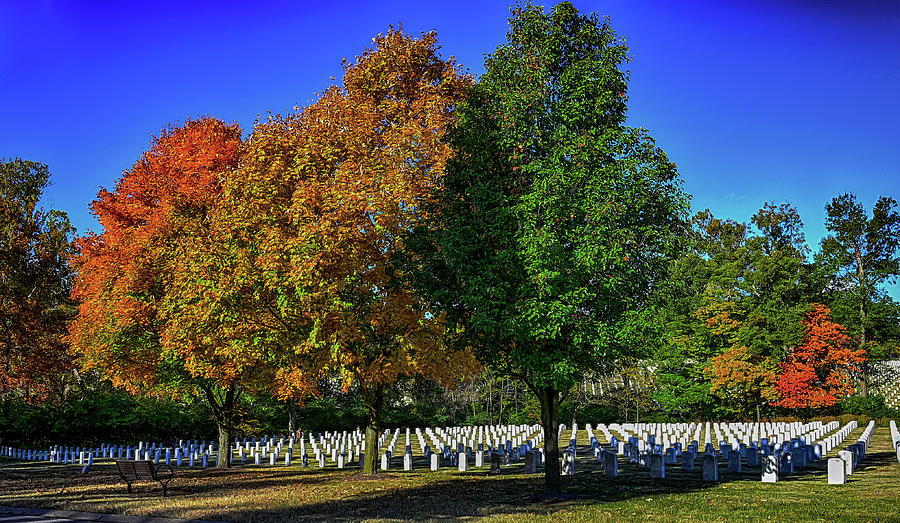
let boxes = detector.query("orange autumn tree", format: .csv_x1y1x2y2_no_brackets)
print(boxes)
68,117,265,466
702,299,779,421
775,303,866,409
709,345,779,422
217,28,477,474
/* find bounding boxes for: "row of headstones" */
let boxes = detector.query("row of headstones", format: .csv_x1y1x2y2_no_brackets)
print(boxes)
0,445,219,474
243,424,543,471
1,443,218,467
891,420,900,464
288,424,541,470
577,421,854,482
606,421,840,461
2,424,544,471
608,421,837,450
828,420,876,485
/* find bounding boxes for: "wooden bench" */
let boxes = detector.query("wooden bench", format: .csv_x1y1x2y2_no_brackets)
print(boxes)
115,459,174,497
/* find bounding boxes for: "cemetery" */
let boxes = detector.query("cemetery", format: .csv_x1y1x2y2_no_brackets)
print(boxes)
2,0,899,521
2,418,900,521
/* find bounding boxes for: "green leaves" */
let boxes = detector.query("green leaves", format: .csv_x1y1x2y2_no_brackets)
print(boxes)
0,158,75,402
410,2,688,393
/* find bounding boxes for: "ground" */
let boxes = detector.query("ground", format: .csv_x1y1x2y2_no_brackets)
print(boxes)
1,424,898,522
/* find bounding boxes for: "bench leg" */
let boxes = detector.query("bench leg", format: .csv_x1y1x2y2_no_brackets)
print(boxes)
126,481,132,494
161,481,167,497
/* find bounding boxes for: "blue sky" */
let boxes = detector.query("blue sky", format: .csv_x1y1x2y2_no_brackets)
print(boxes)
1,0,898,294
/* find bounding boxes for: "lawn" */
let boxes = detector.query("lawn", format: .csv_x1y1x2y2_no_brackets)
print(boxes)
1,425,898,522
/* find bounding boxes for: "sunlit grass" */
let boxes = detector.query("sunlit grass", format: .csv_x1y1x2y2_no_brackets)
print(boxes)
2,426,898,522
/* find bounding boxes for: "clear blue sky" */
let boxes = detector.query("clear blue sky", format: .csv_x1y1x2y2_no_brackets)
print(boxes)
1,0,898,294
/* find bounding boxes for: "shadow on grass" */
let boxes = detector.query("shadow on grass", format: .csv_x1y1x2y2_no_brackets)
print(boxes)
3,437,894,522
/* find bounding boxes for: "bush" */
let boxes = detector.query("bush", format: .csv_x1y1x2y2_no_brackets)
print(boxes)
839,395,895,419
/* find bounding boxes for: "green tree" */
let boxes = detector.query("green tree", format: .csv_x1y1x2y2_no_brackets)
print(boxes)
736,203,812,360
405,2,688,493
652,210,747,419
819,193,900,394
0,158,75,402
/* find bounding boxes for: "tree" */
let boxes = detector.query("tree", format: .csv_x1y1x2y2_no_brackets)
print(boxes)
0,159,75,402
819,193,900,395
708,345,778,422
654,204,816,420
405,3,688,493
775,303,865,409
215,28,476,474
68,117,259,466
652,210,748,419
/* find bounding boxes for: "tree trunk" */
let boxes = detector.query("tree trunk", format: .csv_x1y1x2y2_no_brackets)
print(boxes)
539,385,561,494
286,399,297,433
203,384,235,468
362,383,384,475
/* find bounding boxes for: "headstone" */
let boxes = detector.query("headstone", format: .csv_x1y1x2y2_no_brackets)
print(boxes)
475,450,484,467
828,457,846,484
458,453,468,472
403,453,412,471
838,450,853,476
430,453,440,471
681,452,694,471
489,453,501,474
727,450,741,473
604,451,618,477
746,448,759,467
562,451,574,476
665,448,677,464
702,454,718,481
761,454,778,483
779,452,793,474
524,450,536,474
650,453,665,479
794,446,807,468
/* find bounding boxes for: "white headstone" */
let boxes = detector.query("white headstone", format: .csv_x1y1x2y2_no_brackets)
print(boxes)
827,457,846,484
761,454,778,483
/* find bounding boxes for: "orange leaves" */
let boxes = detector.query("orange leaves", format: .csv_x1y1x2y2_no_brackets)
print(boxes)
708,345,778,405
774,304,865,409
68,117,244,396
229,28,476,396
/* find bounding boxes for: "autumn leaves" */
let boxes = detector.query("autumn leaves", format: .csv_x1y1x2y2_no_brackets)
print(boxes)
68,29,478,470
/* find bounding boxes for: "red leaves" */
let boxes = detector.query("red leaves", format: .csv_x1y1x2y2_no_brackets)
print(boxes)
69,117,243,394
774,304,866,409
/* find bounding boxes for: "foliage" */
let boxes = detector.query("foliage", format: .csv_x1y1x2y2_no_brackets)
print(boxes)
0,390,216,447
0,158,75,402
405,2,688,492
212,27,477,474
838,394,899,419
708,345,778,419
819,193,900,355
775,304,866,409
67,117,253,466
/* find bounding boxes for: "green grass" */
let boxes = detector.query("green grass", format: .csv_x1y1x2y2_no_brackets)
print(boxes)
1,425,898,522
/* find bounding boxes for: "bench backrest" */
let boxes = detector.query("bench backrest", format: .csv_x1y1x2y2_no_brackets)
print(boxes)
117,460,156,480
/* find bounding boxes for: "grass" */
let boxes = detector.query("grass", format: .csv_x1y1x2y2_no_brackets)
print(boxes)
1,425,899,522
